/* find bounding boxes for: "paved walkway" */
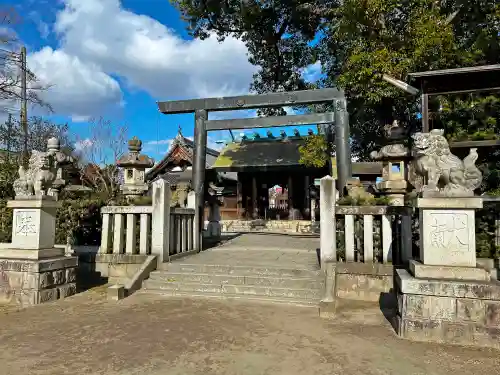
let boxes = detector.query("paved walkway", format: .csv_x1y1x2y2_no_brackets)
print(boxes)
0,287,498,375
186,233,320,269
216,232,320,252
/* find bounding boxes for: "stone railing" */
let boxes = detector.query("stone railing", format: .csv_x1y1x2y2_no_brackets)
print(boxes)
98,179,197,262
335,206,412,264
170,207,196,257
319,176,412,268
99,206,153,255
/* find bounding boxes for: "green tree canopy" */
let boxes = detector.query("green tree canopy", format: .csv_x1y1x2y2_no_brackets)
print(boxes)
171,0,499,159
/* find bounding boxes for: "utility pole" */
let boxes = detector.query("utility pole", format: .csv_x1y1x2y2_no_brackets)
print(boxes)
20,46,28,166
5,113,13,163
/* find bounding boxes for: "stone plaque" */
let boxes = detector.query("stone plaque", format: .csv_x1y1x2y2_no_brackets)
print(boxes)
14,210,38,236
420,209,476,267
429,213,469,251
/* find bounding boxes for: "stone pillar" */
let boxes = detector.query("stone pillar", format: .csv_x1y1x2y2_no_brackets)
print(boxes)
187,191,196,209
151,178,171,264
288,175,294,219
251,176,258,219
319,177,337,318
207,200,221,239
236,179,242,218
320,176,336,267
304,175,311,220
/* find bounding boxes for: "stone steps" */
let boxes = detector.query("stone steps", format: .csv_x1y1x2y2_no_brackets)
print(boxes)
143,280,322,300
149,272,323,289
159,263,322,278
143,262,324,306
138,289,319,308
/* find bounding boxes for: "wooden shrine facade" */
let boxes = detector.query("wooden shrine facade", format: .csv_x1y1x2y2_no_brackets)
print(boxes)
211,131,382,220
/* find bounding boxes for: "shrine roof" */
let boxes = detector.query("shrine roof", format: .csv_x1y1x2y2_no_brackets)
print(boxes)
212,136,382,175
145,128,219,181
408,64,500,95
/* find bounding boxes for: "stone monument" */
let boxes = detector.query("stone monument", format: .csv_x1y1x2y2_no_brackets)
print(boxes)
116,136,154,200
395,128,500,348
0,139,78,306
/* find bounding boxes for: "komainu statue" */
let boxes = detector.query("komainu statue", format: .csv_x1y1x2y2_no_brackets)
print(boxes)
410,129,482,197
13,150,57,198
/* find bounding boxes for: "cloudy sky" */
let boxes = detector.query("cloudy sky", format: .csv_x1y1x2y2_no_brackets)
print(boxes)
6,0,323,159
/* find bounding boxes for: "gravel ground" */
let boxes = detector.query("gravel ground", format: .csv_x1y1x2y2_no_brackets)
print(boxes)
0,286,498,375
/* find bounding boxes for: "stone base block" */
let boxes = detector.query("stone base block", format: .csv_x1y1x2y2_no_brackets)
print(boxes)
107,284,125,301
409,260,490,282
0,247,64,260
396,269,500,348
0,255,78,307
319,301,336,318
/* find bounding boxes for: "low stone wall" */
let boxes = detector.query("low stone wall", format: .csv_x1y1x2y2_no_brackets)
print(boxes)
334,262,395,303
220,220,317,234
77,251,149,285
0,257,78,306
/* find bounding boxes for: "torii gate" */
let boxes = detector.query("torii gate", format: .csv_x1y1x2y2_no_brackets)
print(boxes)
157,88,352,252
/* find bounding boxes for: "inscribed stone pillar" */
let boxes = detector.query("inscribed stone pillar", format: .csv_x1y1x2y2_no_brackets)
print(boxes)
320,176,336,267
151,178,171,264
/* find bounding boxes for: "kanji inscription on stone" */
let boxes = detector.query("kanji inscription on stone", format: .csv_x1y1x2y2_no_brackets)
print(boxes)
429,213,469,252
15,211,37,236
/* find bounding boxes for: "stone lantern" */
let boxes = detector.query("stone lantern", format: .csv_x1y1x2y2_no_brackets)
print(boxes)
116,137,154,199
370,120,410,206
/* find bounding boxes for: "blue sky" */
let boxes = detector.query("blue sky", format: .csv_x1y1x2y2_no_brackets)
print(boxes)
3,0,323,162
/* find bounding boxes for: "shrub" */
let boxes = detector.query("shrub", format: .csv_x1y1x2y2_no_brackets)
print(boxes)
0,197,106,246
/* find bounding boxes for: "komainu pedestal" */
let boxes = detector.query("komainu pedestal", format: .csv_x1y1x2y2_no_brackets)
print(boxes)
0,197,78,306
0,139,78,306
396,197,500,348
417,197,482,267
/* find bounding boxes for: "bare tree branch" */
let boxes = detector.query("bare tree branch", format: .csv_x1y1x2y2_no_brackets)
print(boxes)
0,6,53,112
74,117,128,200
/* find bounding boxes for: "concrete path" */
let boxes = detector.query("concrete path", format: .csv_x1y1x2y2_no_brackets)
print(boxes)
216,232,320,252
0,287,498,375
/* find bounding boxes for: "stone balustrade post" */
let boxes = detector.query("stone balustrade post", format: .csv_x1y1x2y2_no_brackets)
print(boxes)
320,176,336,268
151,178,171,264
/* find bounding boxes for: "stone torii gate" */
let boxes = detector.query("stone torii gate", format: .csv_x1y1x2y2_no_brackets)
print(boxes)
157,88,352,252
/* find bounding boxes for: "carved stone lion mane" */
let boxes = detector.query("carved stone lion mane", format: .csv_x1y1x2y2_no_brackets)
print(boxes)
411,129,482,197
13,150,56,198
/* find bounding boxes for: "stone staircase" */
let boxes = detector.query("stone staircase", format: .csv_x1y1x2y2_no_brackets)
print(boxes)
141,244,324,307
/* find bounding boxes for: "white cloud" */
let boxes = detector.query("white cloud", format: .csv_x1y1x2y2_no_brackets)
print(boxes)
26,0,256,118
146,139,173,146
74,137,93,151
28,47,123,119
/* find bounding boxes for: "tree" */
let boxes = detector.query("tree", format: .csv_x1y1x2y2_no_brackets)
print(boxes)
0,6,51,110
171,0,500,160
74,117,128,200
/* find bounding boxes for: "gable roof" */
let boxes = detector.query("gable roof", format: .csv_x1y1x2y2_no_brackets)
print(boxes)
145,128,219,181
